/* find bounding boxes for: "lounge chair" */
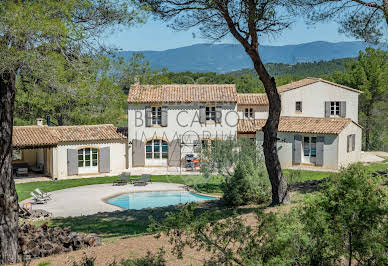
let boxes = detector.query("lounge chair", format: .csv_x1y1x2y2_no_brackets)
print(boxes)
34,188,51,200
133,174,151,186
30,192,48,204
113,172,130,186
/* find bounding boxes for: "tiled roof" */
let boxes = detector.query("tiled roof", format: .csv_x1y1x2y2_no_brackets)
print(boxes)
278,78,362,93
51,124,126,142
128,84,237,103
238,117,359,134
13,124,125,148
12,126,59,148
237,93,268,105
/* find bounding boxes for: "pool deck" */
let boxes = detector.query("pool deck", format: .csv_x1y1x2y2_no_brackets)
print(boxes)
21,183,187,218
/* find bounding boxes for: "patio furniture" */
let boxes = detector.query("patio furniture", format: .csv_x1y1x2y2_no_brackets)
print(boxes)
34,188,51,200
31,163,44,174
16,167,28,177
113,172,130,186
133,174,151,186
13,163,29,177
30,192,48,204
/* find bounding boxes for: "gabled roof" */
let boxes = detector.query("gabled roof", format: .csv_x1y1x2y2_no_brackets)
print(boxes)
278,78,362,93
237,93,268,105
128,84,237,104
13,124,125,148
238,116,361,135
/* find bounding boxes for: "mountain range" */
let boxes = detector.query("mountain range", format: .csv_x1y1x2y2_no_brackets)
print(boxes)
117,41,386,73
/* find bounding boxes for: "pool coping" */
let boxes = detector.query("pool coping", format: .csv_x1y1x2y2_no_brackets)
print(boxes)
102,186,221,211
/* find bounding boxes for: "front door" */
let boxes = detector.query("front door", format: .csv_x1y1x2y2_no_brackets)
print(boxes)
303,137,317,164
145,139,168,166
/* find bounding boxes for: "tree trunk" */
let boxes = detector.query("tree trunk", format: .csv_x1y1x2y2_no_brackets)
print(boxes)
0,71,19,264
383,0,388,25
251,59,290,205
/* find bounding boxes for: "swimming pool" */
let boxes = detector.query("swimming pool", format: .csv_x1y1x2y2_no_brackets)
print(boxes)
106,191,216,210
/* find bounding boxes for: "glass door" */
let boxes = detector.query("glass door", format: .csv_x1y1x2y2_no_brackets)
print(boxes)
302,137,317,164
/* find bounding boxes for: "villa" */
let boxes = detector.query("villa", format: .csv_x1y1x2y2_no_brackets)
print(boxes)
12,77,362,179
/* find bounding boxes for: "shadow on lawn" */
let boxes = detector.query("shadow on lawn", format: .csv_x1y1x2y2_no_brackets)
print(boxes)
48,200,258,239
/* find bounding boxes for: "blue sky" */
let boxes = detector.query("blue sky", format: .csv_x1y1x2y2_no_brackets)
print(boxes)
104,18,355,51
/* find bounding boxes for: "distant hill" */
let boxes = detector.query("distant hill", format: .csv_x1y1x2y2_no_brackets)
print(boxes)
231,58,356,77
117,41,385,73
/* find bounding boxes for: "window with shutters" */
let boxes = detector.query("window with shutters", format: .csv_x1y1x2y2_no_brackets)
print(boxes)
206,106,216,122
295,101,302,112
244,108,254,118
330,101,340,116
146,139,168,159
151,106,162,125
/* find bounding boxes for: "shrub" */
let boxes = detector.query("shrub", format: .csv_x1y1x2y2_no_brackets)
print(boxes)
221,157,270,206
263,163,388,265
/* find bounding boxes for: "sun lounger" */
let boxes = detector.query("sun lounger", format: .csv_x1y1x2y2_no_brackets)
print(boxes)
113,172,130,186
34,188,51,200
133,174,151,186
30,192,48,204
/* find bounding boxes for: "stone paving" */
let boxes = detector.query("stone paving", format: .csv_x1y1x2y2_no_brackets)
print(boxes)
21,182,188,218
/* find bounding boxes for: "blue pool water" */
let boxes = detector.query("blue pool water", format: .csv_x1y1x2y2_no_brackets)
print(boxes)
107,191,216,210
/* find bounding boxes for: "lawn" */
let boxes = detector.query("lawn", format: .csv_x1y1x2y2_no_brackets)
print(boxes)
16,161,387,201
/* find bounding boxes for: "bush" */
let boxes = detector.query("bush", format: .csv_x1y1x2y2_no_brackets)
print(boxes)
221,157,270,206
262,163,388,265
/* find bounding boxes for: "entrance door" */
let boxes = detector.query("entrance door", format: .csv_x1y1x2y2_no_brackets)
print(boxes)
145,140,168,166
303,137,317,164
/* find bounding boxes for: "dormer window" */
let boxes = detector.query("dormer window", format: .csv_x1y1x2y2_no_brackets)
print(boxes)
244,108,253,118
330,102,340,116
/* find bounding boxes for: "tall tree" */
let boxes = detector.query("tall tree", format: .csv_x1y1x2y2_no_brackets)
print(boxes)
140,0,293,205
14,56,126,127
296,0,388,44
331,48,388,151
0,1,144,263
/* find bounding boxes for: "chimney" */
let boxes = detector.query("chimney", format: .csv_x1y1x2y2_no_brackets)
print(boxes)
36,118,44,126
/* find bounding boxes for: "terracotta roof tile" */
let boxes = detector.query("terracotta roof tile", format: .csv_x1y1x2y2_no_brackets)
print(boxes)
278,78,362,93
238,117,358,135
13,124,125,148
50,124,125,142
128,84,237,104
12,126,59,148
237,93,268,105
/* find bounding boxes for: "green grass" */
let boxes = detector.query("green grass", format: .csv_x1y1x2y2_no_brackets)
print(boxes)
284,169,333,183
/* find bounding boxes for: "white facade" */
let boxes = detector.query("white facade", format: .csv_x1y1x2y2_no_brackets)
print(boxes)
280,81,359,122
128,103,238,167
54,140,127,179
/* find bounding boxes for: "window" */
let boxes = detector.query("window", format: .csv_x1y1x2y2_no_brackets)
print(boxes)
146,140,168,159
12,149,22,161
244,108,254,118
206,106,216,122
347,134,355,152
78,148,98,168
295,101,302,112
151,106,162,125
201,139,218,152
330,101,340,116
